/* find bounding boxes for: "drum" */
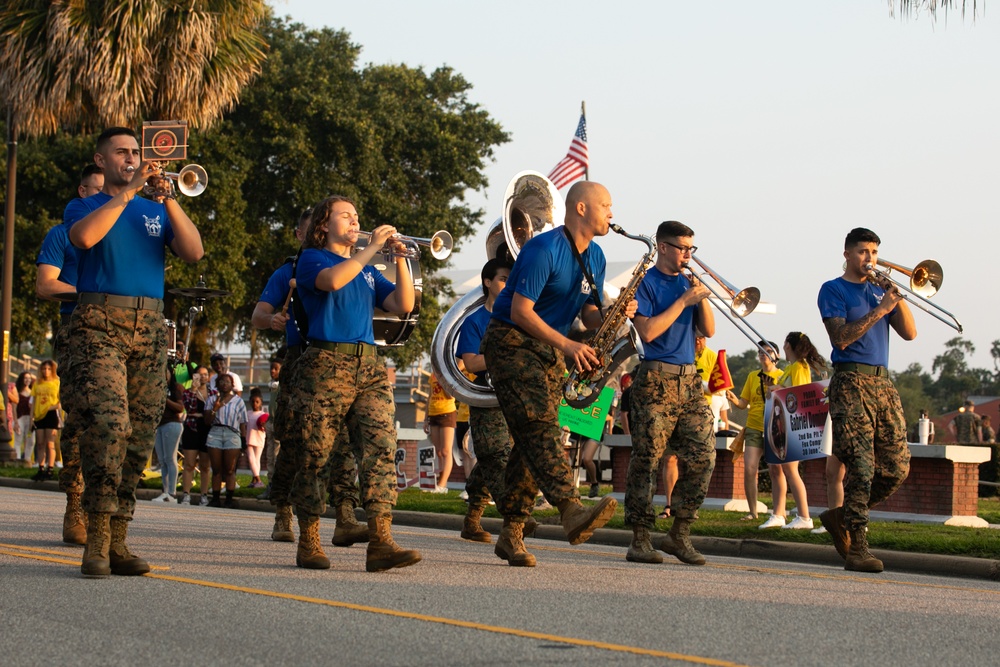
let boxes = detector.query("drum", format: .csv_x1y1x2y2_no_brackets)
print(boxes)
164,319,178,360
367,254,422,347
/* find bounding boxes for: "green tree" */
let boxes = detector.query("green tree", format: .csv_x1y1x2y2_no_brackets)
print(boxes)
929,337,981,411
892,363,935,424
218,18,508,369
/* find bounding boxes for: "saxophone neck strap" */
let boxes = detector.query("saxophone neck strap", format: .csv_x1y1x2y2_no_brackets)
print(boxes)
563,226,604,318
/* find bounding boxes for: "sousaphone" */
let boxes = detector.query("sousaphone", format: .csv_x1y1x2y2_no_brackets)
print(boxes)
431,171,563,407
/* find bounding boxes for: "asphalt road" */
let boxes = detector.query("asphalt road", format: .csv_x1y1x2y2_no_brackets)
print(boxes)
2,486,999,667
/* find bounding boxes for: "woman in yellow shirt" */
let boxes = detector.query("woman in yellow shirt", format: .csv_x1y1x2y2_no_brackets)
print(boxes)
30,360,61,481
727,343,781,523
424,372,457,493
761,332,829,530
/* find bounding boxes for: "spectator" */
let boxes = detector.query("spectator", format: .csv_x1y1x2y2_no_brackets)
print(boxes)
981,415,995,444
179,366,213,505
424,372,456,493
30,360,62,481
726,342,782,524
260,358,282,498
209,352,244,396
152,369,185,502
204,373,247,508
245,387,267,488
12,372,34,462
949,400,982,443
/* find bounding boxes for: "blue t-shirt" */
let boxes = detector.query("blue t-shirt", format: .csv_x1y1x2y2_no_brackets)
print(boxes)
295,248,395,344
64,193,175,299
491,227,605,336
817,277,893,366
36,222,80,315
259,261,302,347
635,267,698,364
456,304,491,387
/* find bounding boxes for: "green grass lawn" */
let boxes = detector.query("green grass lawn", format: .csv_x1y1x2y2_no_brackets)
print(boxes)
6,465,999,560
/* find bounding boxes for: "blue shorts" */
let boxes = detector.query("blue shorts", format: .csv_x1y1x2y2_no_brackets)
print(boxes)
206,427,241,450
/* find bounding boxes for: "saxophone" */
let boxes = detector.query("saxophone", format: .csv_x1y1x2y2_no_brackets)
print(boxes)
563,224,656,408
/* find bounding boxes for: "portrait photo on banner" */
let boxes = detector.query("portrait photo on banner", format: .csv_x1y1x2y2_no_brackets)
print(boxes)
763,380,831,465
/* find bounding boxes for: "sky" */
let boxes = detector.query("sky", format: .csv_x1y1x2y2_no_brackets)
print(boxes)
272,0,999,377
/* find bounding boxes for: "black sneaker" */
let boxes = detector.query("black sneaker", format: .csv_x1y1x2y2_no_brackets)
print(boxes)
31,467,45,482
588,483,600,498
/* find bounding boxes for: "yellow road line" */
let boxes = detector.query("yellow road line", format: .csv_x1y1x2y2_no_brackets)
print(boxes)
0,542,170,570
0,546,753,667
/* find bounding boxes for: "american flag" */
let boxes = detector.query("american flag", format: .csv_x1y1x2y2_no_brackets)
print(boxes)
547,113,588,190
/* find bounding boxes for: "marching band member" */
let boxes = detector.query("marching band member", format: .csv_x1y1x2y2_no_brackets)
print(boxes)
251,209,368,548
817,227,916,573
624,221,716,565
481,181,631,567
285,195,420,572
65,127,203,578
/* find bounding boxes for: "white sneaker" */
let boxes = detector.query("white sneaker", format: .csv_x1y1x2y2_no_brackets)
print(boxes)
783,515,813,530
180,493,191,505
199,494,210,506
153,492,173,503
759,513,786,529
430,485,448,494
458,490,469,501
811,525,828,534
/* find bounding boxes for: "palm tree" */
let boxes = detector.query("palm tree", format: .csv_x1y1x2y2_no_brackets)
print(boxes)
0,0,269,459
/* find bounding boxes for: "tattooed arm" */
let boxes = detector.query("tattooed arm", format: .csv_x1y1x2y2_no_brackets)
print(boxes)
823,287,914,350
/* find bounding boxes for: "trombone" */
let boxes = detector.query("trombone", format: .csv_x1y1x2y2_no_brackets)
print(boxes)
865,258,963,332
684,255,779,362
357,229,453,261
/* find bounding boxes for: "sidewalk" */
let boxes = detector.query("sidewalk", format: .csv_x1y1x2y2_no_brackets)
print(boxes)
5,476,998,581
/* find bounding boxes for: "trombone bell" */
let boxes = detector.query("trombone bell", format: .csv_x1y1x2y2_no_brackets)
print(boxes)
877,258,942,298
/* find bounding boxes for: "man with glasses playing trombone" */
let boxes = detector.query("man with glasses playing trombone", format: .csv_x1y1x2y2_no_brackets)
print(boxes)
817,227,916,573
624,220,716,566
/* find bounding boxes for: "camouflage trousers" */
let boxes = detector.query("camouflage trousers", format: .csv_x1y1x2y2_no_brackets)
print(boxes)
268,347,361,509
465,405,514,510
286,347,396,518
624,363,715,527
52,322,82,495
482,322,578,520
61,304,167,518
829,371,910,530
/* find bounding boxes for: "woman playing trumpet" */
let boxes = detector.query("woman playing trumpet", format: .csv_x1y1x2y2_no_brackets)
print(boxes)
285,196,421,572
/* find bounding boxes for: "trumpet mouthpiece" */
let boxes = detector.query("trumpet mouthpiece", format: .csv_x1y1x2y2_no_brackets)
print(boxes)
125,166,136,173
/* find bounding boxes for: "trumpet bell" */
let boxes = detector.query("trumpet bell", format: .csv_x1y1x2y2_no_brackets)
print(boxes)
427,230,454,260
177,164,208,197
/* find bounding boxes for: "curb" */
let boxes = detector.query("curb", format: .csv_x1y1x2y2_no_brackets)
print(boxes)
5,477,998,581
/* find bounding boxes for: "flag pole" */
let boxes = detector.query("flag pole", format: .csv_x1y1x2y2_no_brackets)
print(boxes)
581,100,588,181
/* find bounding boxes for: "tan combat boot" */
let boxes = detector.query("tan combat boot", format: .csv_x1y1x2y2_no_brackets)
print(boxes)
556,496,617,545
819,506,852,560
296,514,331,569
331,503,369,547
658,518,706,565
81,512,111,578
109,516,150,576
523,515,539,538
366,515,421,572
845,527,883,573
626,525,664,564
271,504,295,542
460,505,492,543
494,518,536,567
62,492,87,545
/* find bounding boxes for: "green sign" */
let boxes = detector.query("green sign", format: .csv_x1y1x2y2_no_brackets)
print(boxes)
558,386,615,440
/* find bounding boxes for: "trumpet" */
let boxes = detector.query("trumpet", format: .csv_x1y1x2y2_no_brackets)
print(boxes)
357,229,453,261
126,163,208,198
865,258,963,332
684,255,778,362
